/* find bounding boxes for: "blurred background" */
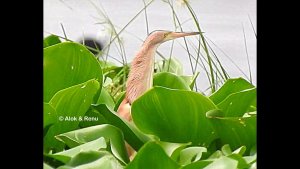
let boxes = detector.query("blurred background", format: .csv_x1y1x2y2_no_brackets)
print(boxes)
44,0,256,91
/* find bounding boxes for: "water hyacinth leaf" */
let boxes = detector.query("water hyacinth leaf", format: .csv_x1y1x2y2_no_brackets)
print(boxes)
57,151,124,169
156,58,183,75
227,154,250,168
232,146,246,155
156,141,191,160
44,103,57,128
44,42,103,102
217,88,256,117
44,80,100,153
209,78,254,105
91,104,150,151
126,142,180,169
221,144,232,156
132,87,217,146
180,72,199,89
44,163,54,169
56,124,129,164
153,72,191,90
204,156,238,169
44,35,61,48
49,137,106,164
207,110,256,154
96,88,115,110
181,160,212,169
179,147,207,165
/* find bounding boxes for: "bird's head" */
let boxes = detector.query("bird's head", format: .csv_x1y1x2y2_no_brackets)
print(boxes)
145,30,200,46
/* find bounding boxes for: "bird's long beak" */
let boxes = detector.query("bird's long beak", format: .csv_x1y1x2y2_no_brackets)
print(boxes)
170,32,200,39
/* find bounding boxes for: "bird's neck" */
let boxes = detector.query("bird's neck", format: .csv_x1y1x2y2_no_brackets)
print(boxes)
140,43,159,87
125,43,159,104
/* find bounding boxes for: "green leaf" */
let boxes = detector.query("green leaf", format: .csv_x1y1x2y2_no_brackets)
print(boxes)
227,154,250,168
179,147,207,165
156,58,183,75
43,163,54,169
156,141,191,161
96,88,115,110
153,72,191,90
232,146,246,156
132,87,217,146
209,78,254,105
49,137,106,164
221,144,232,156
114,91,126,111
126,142,180,169
44,42,103,102
204,156,238,169
57,151,124,169
207,111,256,154
56,124,129,164
44,79,100,153
44,35,61,48
181,160,212,169
44,103,57,128
90,104,150,151
217,88,256,117
208,150,223,159
180,72,199,89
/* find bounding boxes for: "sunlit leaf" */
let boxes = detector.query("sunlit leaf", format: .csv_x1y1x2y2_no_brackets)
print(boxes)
44,42,103,102
56,124,129,164
154,72,191,90
126,142,180,169
44,80,100,153
132,87,217,146
49,137,106,163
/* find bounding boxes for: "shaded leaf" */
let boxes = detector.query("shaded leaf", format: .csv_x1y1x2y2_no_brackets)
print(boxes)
132,87,217,146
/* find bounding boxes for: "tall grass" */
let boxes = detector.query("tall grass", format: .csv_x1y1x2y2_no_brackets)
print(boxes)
48,0,255,95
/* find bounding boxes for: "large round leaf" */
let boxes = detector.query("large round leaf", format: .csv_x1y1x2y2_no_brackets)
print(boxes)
131,87,218,146
44,42,103,102
209,78,254,105
44,79,100,153
206,110,256,154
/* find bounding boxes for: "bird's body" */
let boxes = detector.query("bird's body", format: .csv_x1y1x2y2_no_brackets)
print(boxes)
117,30,199,121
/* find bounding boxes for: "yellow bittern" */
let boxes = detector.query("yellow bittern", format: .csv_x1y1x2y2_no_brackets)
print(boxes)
117,30,199,121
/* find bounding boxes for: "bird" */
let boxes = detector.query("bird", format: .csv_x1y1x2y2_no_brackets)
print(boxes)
117,30,199,121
